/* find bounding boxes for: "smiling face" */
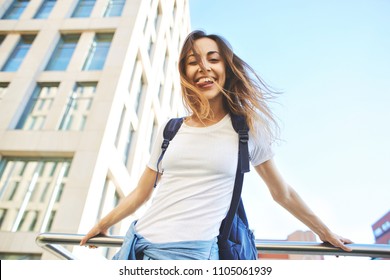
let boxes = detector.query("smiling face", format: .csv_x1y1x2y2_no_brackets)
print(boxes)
184,38,226,102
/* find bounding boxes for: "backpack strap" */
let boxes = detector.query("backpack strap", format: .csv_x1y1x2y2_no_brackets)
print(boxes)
153,117,184,187
230,114,250,173
219,114,250,240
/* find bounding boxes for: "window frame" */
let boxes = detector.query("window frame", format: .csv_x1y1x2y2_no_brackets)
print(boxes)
71,0,96,18
33,0,56,19
1,0,30,20
45,34,80,71
1,35,35,72
82,33,113,71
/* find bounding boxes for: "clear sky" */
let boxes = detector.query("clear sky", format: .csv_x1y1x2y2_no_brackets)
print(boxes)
189,0,390,245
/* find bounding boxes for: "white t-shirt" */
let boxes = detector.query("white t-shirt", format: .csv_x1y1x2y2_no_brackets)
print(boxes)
135,114,273,242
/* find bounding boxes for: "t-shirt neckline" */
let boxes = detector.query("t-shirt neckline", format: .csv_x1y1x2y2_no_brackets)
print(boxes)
182,114,230,132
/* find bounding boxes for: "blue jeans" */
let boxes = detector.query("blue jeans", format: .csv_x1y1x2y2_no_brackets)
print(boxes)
112,221,219,260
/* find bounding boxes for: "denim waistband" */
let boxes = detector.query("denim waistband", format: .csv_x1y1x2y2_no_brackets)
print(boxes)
112,221,219,260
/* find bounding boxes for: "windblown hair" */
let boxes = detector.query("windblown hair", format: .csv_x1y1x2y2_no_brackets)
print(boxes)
178,30,279,141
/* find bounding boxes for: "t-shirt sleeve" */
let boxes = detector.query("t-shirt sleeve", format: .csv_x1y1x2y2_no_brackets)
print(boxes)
147,119,169,172
248,122,275,167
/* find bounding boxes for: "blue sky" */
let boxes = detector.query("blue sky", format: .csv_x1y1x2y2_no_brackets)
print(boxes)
189,0,390,244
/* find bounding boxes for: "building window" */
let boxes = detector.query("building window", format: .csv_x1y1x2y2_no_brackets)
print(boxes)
122,123,133,165
135,76,146,114
156,3,162,29
98,177,121,258
45,34,80,71
83,33,113,71
383,221,390,232
97,178,121,224
104,0,125,17
115,106,134,165
129,59,147,115
1,35,35,72
0,209,6,228
0,253,41,260
34,0,56,19
71,0,96,18
374,227,383,238
0,158,71,232
146,34,154,57
1,0,29,20
59,82,97,130
163,48,169,75
15,83,59,130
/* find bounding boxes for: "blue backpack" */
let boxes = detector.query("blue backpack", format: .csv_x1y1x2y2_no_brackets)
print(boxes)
154,114,257,260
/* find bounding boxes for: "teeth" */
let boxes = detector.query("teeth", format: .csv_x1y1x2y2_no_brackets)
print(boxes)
198,77,213,83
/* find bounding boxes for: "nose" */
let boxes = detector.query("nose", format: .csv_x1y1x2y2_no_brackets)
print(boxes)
198,61,211,72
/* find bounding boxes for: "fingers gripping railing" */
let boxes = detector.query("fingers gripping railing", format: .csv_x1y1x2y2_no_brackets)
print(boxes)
36,233,390,260
36,233,123,260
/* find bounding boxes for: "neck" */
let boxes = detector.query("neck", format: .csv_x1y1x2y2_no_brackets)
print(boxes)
211,95,229,118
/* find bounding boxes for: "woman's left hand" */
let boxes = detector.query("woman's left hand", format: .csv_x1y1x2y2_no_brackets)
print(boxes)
319,232,353,252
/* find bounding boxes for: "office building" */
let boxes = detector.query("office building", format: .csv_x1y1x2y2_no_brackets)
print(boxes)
372,210,390,245
0,0,190,260
258,230,324,260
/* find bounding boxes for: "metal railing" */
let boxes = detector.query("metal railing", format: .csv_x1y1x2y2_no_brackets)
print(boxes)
36,233,390,260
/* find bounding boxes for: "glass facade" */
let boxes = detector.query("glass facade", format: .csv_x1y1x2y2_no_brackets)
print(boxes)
71,0,96,18
59,82,97,130
16,83,59,130
45,34,80,71
1,35,35,72
129,59,147,114
0,253,41,260
98,177,121,257
82,33,113,71
115,106,134,165
104,0,126,17
34,0,56,19
0,158,71,232
1,0,29,20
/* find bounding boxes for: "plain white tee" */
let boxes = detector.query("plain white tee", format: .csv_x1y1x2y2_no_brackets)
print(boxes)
135,114,274,242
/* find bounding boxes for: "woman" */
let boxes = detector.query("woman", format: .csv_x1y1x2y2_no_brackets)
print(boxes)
80,30,352,259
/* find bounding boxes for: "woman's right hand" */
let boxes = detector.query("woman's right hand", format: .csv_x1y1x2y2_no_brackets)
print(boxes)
79,167,156,248
80,223,108,248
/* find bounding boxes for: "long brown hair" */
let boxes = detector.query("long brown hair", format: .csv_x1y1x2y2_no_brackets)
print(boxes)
178,30,279,141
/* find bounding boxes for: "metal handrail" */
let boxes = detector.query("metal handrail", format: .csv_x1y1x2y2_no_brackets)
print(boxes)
36,233,390,260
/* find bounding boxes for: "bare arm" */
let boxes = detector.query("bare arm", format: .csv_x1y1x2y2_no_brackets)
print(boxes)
255,159,352,251
80,166,158,246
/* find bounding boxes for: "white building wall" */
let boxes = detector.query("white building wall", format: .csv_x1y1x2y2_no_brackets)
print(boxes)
0,0,190,260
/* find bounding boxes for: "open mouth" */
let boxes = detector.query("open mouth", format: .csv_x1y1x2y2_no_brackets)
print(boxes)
195,77,215,87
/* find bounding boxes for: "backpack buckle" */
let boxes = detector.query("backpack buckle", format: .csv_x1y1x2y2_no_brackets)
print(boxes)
238,130,249,143
161,139,170,150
